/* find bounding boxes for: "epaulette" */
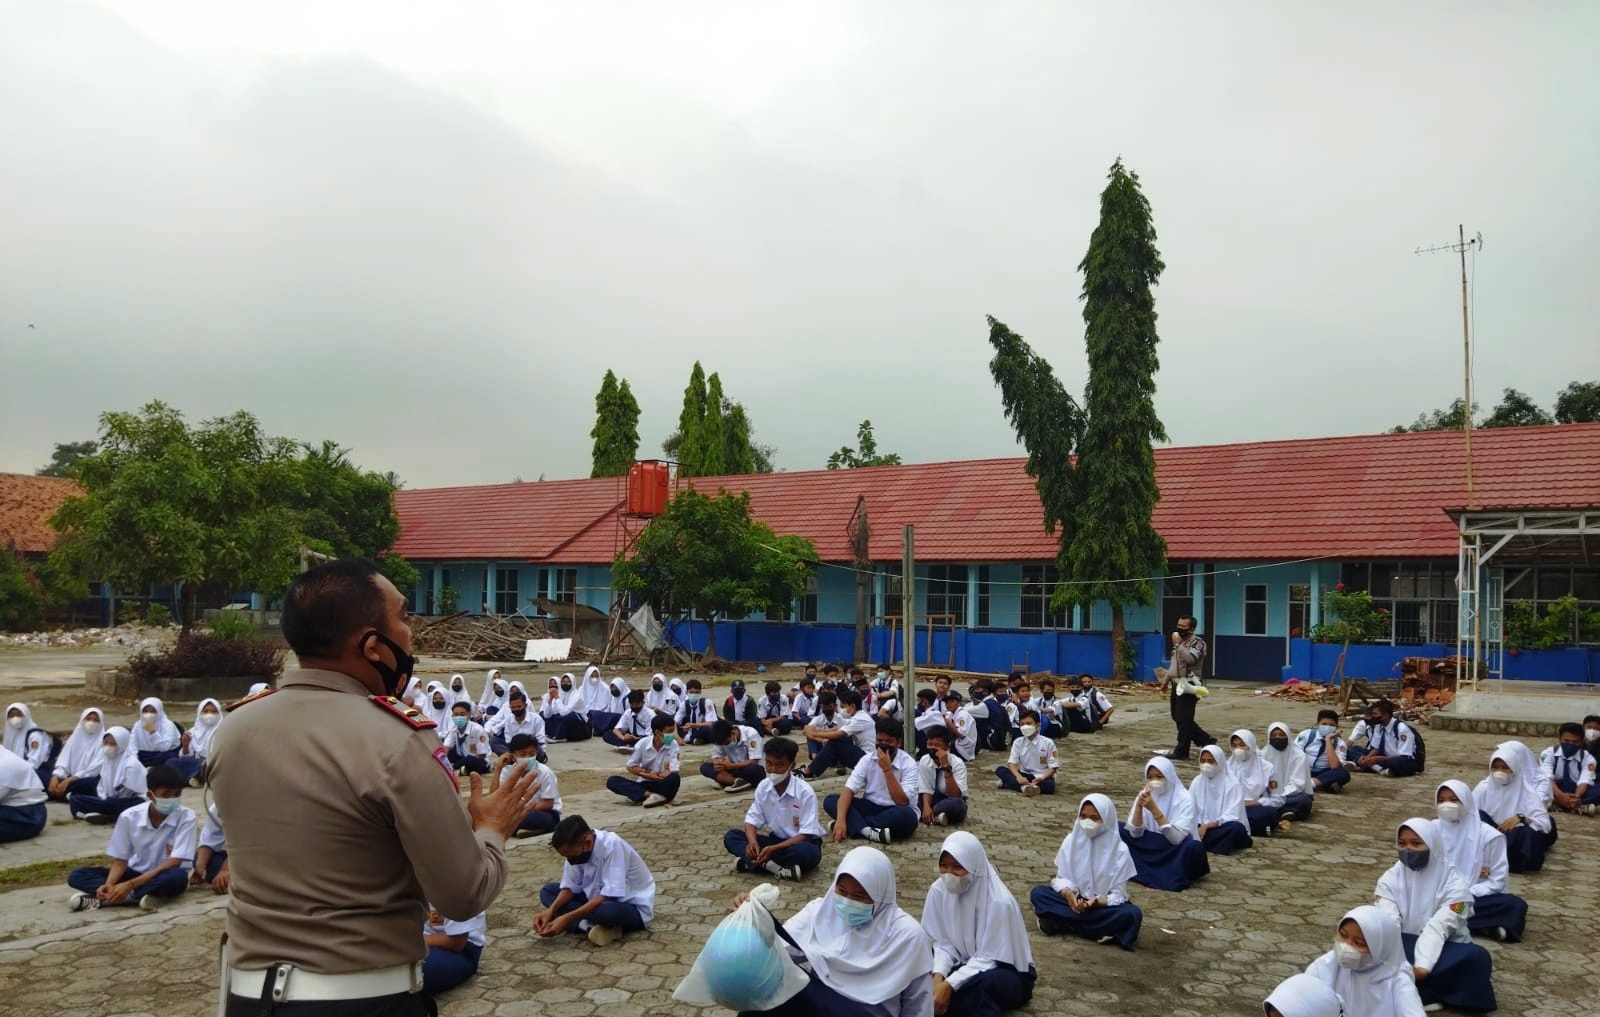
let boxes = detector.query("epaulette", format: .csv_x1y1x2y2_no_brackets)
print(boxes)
371,695,437,730
225,688,278,713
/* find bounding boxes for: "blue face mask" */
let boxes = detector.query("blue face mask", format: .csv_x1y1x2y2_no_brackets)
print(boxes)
453,716,468,730
833,896,874,929
1559,743,1580,758
151,797,181,816
1317,725,1337,737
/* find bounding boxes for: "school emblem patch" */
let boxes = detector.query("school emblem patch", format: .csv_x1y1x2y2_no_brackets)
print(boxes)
1450,901,1468,915
432,746,460,791
1039,752,1050,767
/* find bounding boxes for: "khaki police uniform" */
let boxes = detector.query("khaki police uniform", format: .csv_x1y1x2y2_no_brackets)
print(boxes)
206,667,509,1014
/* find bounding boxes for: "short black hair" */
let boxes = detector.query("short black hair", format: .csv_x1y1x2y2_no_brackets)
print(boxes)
874,717,902,741
765,680,781,694
146,764,185,792
687,679,703,690
1373,699,1396,716
1558,721,1583,739
1317,708,1339,723
628,689,645,705
1008,670,1025,682
916,689,936,704
281,558,388,658
1584,714,1600,726
650,713,675,732
838,690,862,709
924,724,952,747
551,815,591,850
450,701,471,713
1017,707,1039,724
764,736,799,764
817,690,838,706
710,720,735,743
800,676,816,686
509,689,527,703
508,734,540,752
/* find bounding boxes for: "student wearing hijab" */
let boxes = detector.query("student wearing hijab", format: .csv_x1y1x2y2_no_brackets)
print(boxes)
48,707,106,801
1190,745,1253,853
736,846,935,1017
420,681,453,734
644,674,678,717
69,726,148,822
477,669,510,721
1302,905,1425,1017
131,696,182,766
1261,721,1315,821
579,668,622,735
1226,730,1280,837
539,677,578,743
1262,973,1346,1017
1473,741,1555,872
172,698,223,787
4,702,56,783
922,832,1035,1017
0,745,48,843
1031,794,1142,950
1373,817,1496,1013
447,673,473,707
1432,779,1527,943
1120,756,1210,891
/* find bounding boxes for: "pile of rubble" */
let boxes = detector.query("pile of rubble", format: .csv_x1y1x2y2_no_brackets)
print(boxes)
409,612,566,661
0,625,172,650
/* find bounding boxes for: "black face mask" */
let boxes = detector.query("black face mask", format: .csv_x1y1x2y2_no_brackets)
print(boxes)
432,699,446,709
560,683,572,692
1269,738,1290,752
1399,848,1429,871
652,683,663,691
361,630,415,697
511,707,526,718
568,848,593,866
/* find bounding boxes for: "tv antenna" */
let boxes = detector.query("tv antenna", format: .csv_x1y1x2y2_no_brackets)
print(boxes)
1414,226,1484,508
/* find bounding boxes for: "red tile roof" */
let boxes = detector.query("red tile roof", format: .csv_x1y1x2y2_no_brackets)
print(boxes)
392,424,1600,564
0,474,78,555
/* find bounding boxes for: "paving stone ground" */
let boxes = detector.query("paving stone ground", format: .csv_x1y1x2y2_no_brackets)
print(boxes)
2,680,1597,1016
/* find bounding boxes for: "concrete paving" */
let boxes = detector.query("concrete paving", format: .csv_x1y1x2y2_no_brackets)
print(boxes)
1,678,1597,1016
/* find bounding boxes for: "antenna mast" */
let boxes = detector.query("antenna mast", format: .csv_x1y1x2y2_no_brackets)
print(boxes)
1414,226,1484,508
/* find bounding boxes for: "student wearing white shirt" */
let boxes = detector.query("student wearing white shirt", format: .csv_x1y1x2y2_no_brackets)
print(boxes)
675,679,719,745
171,698,222,788
489,684,548,758
940,691,979,761
444,702,494,776
1541,722,1600,814
1225,729,1281,837
0,745,47,843
788,677,818,730
643,674,679,718
476,668,509,721
447,673,472,707
1349,700,1422,777
824,718,923,845
918,726,969,827
1064,674,1114,733
423,902,488,996
996,709,1058,796
1301,906,1426,1017
67,764,196,911
539,677,585,744
603,689,654,750
757,681,794,734
4,702,57,784
702,720,766,792
1122,756,1211,892
131,696,183,767
1260,721,1315,821
1295,709,1352,792
876,687,904,723
724,736,823,880
1433,780,1527,943
607,716,681,808
1474,741,1554,873
1261,974,1346,1017
69,725,148,822
493,735,562,835
535,816,656,947
191,803,230,894
1190,745,1254,854
924,831,1037,1015
1032,794,1143,950
47,707,106,802
804,690,872,778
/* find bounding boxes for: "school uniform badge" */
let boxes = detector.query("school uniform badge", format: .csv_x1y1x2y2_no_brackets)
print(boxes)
432,746,461,791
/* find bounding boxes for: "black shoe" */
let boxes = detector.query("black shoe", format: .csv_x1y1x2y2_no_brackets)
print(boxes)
1158,750,1190,761
1036,915,1069,936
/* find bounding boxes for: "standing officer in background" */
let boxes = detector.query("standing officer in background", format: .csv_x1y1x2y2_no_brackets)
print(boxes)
1159,615,1214,761
207,559,542,1016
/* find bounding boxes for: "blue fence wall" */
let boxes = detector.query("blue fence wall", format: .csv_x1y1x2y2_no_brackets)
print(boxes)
1281,641,1600,685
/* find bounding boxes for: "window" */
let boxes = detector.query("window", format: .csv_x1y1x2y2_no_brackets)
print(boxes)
925,565,968,621
494,569,521,615
883,571,904,620
1288,583,1310,638
553,568,578,605
1162,564,1192,598
975,566,991,627
1243,583,1268,636
1021,564,1068,629
799,575,819,623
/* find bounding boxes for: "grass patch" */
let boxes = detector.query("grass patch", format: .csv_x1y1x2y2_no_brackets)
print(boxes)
0,855,105,891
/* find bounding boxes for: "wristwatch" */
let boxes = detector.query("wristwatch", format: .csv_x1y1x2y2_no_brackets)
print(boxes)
1517,813,1527,825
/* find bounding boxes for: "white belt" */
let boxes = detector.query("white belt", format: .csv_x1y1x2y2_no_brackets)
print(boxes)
227,962,423,1002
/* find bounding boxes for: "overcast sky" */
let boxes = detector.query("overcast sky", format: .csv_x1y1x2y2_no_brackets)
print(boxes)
3,1,1596,488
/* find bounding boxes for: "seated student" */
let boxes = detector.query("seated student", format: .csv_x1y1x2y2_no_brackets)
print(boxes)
493,735,562,834
1031,678,1064,737
643,674,678,719
476,668,509,721
191,803,231,894
1226,729,1281,837
1002,683,1034,741
1032,793,1142,950
539,678,581,744
535,815,656,947
725,736,823,881
757,681,794,735
4,702,58,785
490,683,548,758
603,689,653,750
1540,721,1599,816
1585,713,1600,762
825,719,923,846
1474,741,1555,873
577,668,621,735
420,681,453,732
676,679,719,746
701,719,766,793
1121,756,1211,891
724,678,760,728
48,707,106,802
940,690,980,762
802,689,844,761
131,697,182,767
1261,721,1315,822
1433,780,1526,943
919,726,970,828
804,690,874,779
68,764,195,912
607,715,680,808
848,670,876,715
912,688,943,755
787,676,818,732
444,701,493,776
996,709,1058,796
1064,674,1114,733
0,745,48,843
923,831,1037,1016
447,672,473,707
732,846,935,1017
172,699,222,788
1374,817,1496,1014
1261,973,1347,1017
969,679,1008,753
1302,905,1426,1017
876,686,904,724
819,663,843,691
69,726,148,822
1348,700,1421,777
1295,709,1352,793
423,902,488,996
1190,745,1253,854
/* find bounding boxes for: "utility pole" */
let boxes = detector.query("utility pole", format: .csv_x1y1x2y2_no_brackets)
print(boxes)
848,496,870,664
901,525,915,750
1415,226,1484,508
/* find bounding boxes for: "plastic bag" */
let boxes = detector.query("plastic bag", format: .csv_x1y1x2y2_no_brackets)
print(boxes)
673,883,810,1011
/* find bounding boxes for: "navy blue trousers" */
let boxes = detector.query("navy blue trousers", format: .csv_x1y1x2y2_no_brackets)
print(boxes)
1278,792,1314,820
69,793,141,820
1244,803,1280,837
607,773,681,803
1201,821,1252,855
517,809,561,834
948,963,1036,1017
171,755,205,784
1401,933,1496,1013
68,865,189,902
1120,824,1210,891
701,761,764,785
136,748,179,767
1468,891,1528,943
422,942,481,996
538,884,647,932
1312,766,1351,791
823,794,919,841
722,830,824,874
47,775,98,802
0,803,47,843
804,739,863,778
1029,884,1142,950
995,767,1056,794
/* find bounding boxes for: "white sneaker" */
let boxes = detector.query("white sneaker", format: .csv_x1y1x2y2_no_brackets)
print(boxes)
996,779,1006,790
642,792,668,808
1423,1004,1443,1013
933,813,949,826
724,779,751,794
1373,767,1389,776
68,892,91,912
587,924,622,947
770,863,800,881
866,826,892,845
1583,803,1597,817
138,895,161,912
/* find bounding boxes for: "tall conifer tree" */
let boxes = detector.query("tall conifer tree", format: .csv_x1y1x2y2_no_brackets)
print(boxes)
589,369,641,477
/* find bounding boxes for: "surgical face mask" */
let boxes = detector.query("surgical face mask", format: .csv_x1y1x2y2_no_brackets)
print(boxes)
1491,770,1512,786
875,671,886,681
661,732,676,745
199,711,219,727
141,711,158,728
1435,801,1463,823
1587,728,1600,743
1317,725,1337,737
518,757,540,773
938,872,973,895
1269,737,1290,752
1147,778,1168,794
1077,818,1105,838
102,745,118,759
452,716,469,730
1019,725,1038,740
6,715,22,729
1333,940,1368,970
1398,848,1430,871
686,693,702,704
833,896,874,929
83,720,101,736
1231,747,1251,761
1199,762,1219,777
151,797,182,816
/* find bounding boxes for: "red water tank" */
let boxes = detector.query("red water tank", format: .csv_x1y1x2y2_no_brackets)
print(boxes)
627,461,670,516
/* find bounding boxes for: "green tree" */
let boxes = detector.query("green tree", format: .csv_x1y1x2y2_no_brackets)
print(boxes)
665,366,766,476
36,440,99,478
1311,585,1391,683
826,419,903,469
589,369,642,477
674,362,711,477
291,441,418,594
0,548,46,631
987,317,1084,541
724,402,757,475
1392,398,1478,434
1481,388,1553,428
698,374,730,476
611,487,816,660
1554,380,1600,424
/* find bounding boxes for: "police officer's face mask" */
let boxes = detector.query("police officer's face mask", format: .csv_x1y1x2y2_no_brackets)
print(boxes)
360,629,415,697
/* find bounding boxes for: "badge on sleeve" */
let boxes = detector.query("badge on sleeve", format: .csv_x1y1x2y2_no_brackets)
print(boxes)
1450,901,1467,915
432,746,461,792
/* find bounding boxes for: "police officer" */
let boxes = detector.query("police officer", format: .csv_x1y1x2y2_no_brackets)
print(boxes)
207,559,542,1016
1159,614,1214,761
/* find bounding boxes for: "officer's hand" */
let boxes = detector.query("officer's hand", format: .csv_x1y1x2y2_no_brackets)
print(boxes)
466,765,541,841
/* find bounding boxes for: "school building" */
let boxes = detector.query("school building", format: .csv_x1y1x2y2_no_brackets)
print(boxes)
391,423,1600,684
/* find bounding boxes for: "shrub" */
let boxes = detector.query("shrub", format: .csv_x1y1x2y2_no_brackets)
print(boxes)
210,611,254,640
125,633,285,680
0,551,45,631
143,602,172,628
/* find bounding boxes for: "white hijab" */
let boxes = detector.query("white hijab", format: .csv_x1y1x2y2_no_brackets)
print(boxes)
1138,755,1197,836
132,696,180,751
1055,793,1138,900
540,678,569,716
1265,972,1347,1017
447,672,473,705
1190,745,1248,826
645,674,673,712
420,681,452,727
558,673,583,709
922,831,1034,977
1304,905,1425,1017
503,681,531,719
787,846,934,1005
1433,779,1497,888
189,698,224,756
3,701,38,756
606,676,631,712
478,669,509,714
1262,721,1310,796
247,681,270,696
98,726,145,796
1374,817,1470,936
1226,728,1273,799
578,666,612,712
56,707,106,780
1473,742,1549,825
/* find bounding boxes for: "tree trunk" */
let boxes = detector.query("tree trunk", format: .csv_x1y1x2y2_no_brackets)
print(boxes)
179,582,193,636
701,608,718,661
854,571,869,664
1111,603,1127,680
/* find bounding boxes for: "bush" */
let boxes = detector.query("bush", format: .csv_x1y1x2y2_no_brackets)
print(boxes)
143,603,172,628
125,633,285,681
209,611,254,640
0,551,45,632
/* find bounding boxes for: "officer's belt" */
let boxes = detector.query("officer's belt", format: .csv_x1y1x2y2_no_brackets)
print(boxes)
227,961,424,1001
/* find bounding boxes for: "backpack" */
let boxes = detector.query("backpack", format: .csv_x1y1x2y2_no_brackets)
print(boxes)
1411,725,1426,772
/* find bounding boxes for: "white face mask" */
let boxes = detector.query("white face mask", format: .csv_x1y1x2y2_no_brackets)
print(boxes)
102,745,118,759
1147,778,1168,794
1332,940,1368,970
1199,762,1220,777
1491,770,1513,786
141,712,158,729
6,716,22,729
938,872,973,895
762,772,791,793
1435,801,1462,823
1077,818,1105,838
1586,729,1600,743
82,720,101,736
199,711,219,727
1018,725,1038,740
1231,747,1251,761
